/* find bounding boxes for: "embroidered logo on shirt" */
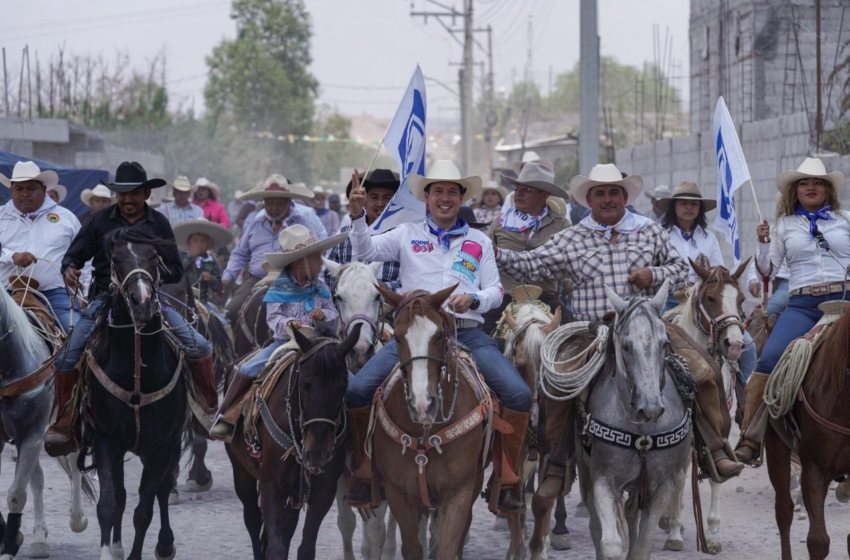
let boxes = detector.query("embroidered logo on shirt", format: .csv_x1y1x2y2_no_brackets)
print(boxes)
451,241,482,283
411,239,434,253
47,213,59,223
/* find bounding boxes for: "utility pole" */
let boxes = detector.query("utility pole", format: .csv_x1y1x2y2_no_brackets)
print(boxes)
579,0,600,174
815,0,823,151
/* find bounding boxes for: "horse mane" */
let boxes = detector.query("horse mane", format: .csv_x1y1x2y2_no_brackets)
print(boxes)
302,334,347,387
807,306,850,411
504,304,551,376
105,227,176,259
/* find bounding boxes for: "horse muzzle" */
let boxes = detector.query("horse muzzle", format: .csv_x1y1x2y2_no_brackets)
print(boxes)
722,337,744,361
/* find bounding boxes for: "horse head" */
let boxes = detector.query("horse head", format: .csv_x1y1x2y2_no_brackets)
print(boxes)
290,323,362,473
377,284,456,425
324,259,384,372
504,304,561,386
106,228,168,327
689,257,751,361
0,286,49,382
605,280,671,423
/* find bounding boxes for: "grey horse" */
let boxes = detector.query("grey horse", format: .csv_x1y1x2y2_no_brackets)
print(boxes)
577,281,693,560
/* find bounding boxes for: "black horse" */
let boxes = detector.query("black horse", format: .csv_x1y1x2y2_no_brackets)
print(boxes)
79,228,189,560
226,324,361,559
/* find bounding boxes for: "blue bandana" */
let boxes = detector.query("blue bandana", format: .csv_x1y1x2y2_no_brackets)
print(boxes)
426,215,469,252
795,204,832,237
263,271,330,312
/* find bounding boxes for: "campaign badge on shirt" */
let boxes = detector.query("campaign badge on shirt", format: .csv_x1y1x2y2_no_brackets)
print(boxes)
47,213,59,223
450,240,482,284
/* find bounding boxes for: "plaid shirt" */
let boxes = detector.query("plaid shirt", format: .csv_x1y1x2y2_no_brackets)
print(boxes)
496,221,687,321
324,225,402,293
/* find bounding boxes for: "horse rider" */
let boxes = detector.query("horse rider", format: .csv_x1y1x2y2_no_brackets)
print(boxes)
324,168,402,293
192,177,230,228
494,163,745,498
0,161,82,333
172,218,233,307
157,175,205,226
481,159,570,334
221,176,327,324
643,183,672,223
44,161,217,457
79,184,116,223
345,160,532,513
736,157,850,465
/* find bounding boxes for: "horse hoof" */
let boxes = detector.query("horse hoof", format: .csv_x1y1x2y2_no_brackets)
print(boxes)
0,554,15,560
550,532,571,551
111,542,124,560
185,476,213,493
574,502,590,518
27,541,50,558
168,490,179,506
706,541,722,555
663,539,684,551
70,515,88,533
155,544,176,560
492,516,509,531
836,483,850,504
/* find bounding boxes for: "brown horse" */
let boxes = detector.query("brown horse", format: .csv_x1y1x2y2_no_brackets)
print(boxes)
765,303,850,560
372,285,492,560
234,284,271,358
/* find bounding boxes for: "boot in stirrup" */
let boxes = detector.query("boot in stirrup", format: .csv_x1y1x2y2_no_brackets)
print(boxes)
44,369,81,458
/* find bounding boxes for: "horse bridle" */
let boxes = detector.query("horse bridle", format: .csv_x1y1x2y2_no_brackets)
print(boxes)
692,269,745,357
109,260,165,334
610,297,668,410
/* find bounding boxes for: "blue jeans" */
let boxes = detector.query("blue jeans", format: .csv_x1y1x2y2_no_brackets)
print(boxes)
756,292,847,374
55,296,211,371
41,287,80,334
767,278,790,316
347,327,532,411
661,293,680,315
239,340,284,378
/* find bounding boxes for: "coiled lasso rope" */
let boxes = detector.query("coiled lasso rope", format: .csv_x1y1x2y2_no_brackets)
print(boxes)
539,321,608,401
764,337,812,419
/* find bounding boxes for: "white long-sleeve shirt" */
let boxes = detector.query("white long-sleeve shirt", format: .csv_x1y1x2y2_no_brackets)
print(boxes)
757,211,850,293
349,216,504,324
667,225,724,284
0,199,81,291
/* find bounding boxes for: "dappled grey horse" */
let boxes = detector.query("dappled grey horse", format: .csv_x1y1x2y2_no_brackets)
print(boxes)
578,282,694,560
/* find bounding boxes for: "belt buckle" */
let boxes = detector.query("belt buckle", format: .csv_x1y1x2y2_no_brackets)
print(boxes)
811,284,830,297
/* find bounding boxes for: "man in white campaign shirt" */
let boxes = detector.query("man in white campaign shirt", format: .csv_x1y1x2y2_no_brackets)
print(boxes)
0,161,81,332
344,160,531,514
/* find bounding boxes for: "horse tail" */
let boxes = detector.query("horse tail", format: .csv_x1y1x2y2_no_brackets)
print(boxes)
54,455,97,503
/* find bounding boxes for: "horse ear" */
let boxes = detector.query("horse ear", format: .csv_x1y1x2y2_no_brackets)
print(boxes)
376,283,403,309
291,326,313,354
339,322,363,357
541,307,562,335
429,284,458,308
649,279,671,312
689,257,711,281
368,261,383,279
604,285,628,315
323,257,342,278
732,256,752,280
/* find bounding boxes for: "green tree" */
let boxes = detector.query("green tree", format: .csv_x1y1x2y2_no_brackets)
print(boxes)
204,0,318,135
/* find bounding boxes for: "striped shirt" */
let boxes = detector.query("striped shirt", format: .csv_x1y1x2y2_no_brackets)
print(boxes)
495,221,687,321
157,201,204,225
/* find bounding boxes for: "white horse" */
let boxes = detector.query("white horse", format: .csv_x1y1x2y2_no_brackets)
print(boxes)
0,286,92,560
664,259,749,554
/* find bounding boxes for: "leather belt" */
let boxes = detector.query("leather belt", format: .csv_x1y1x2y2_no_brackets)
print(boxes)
790,281,848,297
454,318,479,330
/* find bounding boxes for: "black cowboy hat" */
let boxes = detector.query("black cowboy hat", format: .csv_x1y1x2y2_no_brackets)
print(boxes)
345,168,400,198
103,161,167,193
457,205,490,229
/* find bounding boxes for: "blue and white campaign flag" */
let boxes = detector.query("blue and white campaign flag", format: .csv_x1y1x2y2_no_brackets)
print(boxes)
370,65,427,234
710,96,751,267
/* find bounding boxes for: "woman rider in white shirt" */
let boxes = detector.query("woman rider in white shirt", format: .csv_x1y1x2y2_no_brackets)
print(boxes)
735,158,849,465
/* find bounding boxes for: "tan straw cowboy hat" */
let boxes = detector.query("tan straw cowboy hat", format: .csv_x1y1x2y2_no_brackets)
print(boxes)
657,182,717,212
569,163,643,208
239,174,314,202
264,224,348,269
480,180,507,202
80,184,117,207
0,161,59,189
172,175,195,193
776,157,845,194
502,160,568,198
172,219,234,251
194,177,221,198
408,160,482,203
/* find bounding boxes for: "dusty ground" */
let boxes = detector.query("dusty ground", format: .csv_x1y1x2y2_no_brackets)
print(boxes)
2,422,849,559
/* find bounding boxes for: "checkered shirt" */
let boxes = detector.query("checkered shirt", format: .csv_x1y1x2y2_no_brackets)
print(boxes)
495,221,687,321
324,225,402,293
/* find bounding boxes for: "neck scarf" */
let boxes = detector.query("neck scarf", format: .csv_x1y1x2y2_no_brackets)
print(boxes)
20,197,57,221
263,270,330,312
795,204,832,236
426,215,469,252
315,207,329,216
499,206,549,235
580,210,653,240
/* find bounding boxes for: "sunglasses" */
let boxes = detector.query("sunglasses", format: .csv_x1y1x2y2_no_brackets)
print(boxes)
813,228,831,251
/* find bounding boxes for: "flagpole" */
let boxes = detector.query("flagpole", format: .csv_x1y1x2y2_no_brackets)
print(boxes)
747,178,763,223
359,138,385,184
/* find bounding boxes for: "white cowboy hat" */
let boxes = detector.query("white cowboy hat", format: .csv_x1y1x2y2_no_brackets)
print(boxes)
480,180,508,201
408,160,482,203
48,184,67,203
569,163,644,208
239,174,314,202
312,185,326,195
656,182,717,212
194,177,221,198
521,150,541,163
503,160,567,198
0,161,59,189
80,184,117,207
172,175,194,193
776,157,845,194
234,189,245,199
172,218,235,251
644,184,672,200
264,224,348,269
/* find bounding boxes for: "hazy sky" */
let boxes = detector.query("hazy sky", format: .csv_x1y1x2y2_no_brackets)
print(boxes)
1,0,690,122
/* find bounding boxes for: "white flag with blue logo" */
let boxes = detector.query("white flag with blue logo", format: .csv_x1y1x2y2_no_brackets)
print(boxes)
710,97,751,266
370,65,427,234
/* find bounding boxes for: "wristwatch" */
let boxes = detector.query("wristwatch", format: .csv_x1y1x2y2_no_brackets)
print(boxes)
469,293,480,310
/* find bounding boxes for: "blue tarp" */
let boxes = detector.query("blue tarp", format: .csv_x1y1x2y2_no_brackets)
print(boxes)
0,150,109,218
